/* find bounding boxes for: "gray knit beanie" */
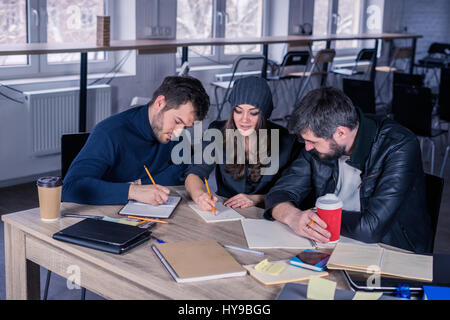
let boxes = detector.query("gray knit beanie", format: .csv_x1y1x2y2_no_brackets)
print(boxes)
228,77,274,119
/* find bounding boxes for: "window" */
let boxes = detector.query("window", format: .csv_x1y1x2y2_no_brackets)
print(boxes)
312,0,382,54
0,0,114,80
176,0,266,65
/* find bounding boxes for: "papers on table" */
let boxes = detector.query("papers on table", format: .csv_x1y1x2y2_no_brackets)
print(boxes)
244,260,328,286
187,201,244,223
119,196,181,218
241,219,315,249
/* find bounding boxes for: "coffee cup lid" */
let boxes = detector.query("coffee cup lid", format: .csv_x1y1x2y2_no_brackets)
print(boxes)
37,176,63,188
315,193,343,210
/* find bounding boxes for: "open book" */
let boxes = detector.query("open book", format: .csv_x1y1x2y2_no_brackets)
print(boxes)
151,240,247,283
119,196,181,218
327,242,433,282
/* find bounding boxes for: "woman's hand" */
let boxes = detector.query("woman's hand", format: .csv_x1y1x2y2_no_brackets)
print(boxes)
193,192,218,212
224,193,258,209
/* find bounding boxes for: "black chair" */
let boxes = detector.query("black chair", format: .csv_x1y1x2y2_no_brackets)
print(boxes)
342,78,376,115
332,48,377,80
438,67,450,178
61,133,90,179
417,42,450,69
268,51,311,125
438,67,450,122
416,43,450,87
393,72,424,88
424,173,444,250
43,132,90,300
392,85,447,175
211,55,266,120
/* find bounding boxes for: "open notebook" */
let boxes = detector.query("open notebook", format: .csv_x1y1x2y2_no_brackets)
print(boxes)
187,201,244,223
119,196,181,218
327,242,433,282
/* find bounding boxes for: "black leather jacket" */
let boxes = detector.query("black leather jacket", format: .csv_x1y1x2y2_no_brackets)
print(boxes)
265,109,433,253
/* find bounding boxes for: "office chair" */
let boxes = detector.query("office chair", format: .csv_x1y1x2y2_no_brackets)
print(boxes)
295,48,336,103
267,51,311,125
392,84,447,175
416,42,450,87
438,67,450,178
375,46,412,103
393,71,424,87
424,173,444,250
342,78,376,115
211,55,265,120
43,132,90,300
332,48,377,80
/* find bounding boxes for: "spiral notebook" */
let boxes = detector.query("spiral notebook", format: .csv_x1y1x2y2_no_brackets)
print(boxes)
119,196,181,218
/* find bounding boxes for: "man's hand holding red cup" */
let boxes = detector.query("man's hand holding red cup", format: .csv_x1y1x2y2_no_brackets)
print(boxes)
273,203,331,243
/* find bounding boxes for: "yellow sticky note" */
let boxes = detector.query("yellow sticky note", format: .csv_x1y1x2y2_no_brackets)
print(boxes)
352,291,383,300
307,276,336,300
254,259,286,275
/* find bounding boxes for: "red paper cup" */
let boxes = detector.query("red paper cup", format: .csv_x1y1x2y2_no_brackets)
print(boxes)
315,194,343,243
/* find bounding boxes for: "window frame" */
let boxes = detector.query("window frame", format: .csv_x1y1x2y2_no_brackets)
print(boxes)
313,0,377,57
0,0,116,80
176,0,269,67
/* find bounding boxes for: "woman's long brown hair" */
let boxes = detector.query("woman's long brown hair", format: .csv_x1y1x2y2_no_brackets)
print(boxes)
222,108,271,183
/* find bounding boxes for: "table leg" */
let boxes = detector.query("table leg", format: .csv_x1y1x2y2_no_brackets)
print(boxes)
321,40,331,86
4,223,40,300
371,39,379,82
262,44,268,79
79,52,88,133
182,47,188,64
410,38,417,74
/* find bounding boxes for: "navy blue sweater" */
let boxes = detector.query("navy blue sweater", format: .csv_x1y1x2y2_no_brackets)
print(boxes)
62,105,186,205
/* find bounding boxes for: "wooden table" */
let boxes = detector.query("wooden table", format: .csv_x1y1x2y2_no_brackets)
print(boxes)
2,186,349,300
0,33,421,133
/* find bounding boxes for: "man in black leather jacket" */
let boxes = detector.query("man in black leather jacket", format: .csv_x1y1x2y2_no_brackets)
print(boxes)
265,87,433,253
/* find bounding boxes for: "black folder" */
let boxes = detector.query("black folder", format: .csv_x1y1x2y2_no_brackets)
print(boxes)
52,218,151,254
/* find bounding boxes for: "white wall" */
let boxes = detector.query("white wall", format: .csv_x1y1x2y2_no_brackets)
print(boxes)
0,0,177,186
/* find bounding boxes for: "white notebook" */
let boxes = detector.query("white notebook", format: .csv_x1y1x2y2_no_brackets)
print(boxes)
119,196,181,218
187,201,244,223
241,219,315,249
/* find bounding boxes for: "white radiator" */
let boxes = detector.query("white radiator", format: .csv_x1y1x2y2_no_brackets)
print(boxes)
25,84,111,156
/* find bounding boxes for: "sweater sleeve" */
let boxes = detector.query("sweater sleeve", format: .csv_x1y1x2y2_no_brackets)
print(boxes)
184,121,222,180
61,128,131,205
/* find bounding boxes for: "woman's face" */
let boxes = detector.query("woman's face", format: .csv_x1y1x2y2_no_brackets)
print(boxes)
233,104,260,136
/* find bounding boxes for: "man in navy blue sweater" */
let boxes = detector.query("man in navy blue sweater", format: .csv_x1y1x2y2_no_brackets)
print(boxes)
62,76,210,205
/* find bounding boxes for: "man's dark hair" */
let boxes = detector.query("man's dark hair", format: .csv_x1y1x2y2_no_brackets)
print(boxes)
149,76,210,120
288,87,359,139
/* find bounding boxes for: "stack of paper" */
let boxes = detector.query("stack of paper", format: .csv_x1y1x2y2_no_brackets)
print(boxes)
187,201,244,223
241,219,315,249
119,196,181,218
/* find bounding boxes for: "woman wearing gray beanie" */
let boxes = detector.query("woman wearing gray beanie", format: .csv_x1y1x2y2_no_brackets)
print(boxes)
185,77,301,212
